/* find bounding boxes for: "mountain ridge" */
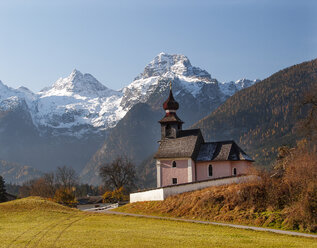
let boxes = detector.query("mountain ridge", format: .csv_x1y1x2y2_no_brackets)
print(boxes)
0,53,258,137
0,52,258,184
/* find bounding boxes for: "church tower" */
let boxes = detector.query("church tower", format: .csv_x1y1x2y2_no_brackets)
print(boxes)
159,83,183,139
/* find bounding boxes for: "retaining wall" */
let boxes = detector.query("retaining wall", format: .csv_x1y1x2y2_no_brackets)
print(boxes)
130,175,256,203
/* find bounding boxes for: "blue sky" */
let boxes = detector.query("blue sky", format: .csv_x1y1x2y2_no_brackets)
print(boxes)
0,0,316,91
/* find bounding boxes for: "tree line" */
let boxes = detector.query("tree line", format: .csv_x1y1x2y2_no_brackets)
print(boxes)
3,157,137,205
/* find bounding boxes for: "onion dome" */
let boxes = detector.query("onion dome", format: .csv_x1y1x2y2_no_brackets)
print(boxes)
163,90,179,111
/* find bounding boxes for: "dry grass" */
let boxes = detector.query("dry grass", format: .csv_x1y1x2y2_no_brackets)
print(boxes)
0,197,316,247
119,143,317,233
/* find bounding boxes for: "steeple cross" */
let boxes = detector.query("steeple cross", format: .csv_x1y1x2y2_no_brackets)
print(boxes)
169,81,172,90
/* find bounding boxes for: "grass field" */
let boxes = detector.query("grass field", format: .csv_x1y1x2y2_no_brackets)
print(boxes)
0,197,316,248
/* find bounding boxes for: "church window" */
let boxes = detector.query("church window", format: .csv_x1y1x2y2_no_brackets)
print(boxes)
208,164,213,177
172,178,177,184
172,161,177,167
166,124,172,137
233,168,237,176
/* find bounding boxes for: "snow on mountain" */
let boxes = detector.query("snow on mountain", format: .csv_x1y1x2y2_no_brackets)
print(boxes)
0,80,36,112
35,69,124,134
0,53,259,137
120,52,218,110
219,78,261,96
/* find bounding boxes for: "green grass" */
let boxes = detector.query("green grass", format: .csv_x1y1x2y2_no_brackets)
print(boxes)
0,197,316,248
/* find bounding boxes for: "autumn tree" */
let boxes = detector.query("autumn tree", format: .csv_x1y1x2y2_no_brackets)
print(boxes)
0,176,7,202
54,188,77,207
298,85,317,142
99,157,136,192
56,166,78,190
19,172,56,198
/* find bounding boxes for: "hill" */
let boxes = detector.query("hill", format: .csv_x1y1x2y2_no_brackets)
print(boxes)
0,196,76,213
120,140,317,233
0,197,315,247
193,58,317,166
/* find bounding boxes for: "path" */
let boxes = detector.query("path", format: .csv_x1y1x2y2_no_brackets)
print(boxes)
101,210,317,239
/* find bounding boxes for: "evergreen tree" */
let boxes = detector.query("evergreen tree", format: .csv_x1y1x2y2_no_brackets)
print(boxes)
0,176,7,202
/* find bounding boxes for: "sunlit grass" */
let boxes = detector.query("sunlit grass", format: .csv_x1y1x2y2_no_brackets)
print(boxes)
0,197,316,248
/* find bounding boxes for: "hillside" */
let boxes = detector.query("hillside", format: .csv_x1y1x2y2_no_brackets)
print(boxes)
81,103,162,184
0,160,42,185
193,58,317,166
0,197,315,247
119,142,317,233
125,58,317,188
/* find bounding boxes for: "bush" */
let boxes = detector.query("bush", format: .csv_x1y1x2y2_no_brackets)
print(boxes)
54,188,77,207
102,187,129,203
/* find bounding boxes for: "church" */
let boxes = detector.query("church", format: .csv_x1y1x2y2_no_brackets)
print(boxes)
154,85,253,188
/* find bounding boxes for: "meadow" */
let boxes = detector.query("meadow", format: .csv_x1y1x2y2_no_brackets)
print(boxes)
0,197,316,248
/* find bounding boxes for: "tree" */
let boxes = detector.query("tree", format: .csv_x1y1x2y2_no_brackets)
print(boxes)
0,176,7,202
99,157,136,192
19,172,56,198
298,86,317,142
56,166,78,190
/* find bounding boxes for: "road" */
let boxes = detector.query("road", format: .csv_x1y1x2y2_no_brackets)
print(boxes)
101,210,317,239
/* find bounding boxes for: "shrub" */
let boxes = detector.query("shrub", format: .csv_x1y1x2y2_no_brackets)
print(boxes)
54,188,77,207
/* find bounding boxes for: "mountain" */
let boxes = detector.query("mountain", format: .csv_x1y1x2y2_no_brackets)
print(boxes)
80,53,258,184
0,55,258,138
0,52,257,183
80,103,162,184
36,70,123,136
121,58,317,188
0,160,42,185
193,58,317,166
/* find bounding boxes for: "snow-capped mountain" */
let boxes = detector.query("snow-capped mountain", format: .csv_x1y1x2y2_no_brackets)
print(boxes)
0,52,259,138
79,53,259,184
36,70,124,135
120,53,216,110
0,52,260,183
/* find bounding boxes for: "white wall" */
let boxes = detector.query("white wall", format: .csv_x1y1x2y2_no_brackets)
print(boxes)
130,188,164,203
130,175,256,203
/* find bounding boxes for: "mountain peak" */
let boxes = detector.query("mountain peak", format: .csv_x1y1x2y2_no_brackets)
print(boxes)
43,70,114,97
69,68,83,80
135,52,211,81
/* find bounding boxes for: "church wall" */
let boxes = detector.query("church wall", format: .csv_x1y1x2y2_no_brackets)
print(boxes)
195,161,253,181
230,161,253,175
195,161,233,181
160,159,188,187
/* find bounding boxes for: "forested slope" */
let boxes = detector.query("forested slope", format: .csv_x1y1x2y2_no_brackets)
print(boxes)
193,59,317,166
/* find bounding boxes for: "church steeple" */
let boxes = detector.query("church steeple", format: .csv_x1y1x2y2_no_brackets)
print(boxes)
159,82,183,139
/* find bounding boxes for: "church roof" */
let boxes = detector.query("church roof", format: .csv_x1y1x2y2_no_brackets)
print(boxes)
196,141,254,162
154,129,204,159
159,113,184,123
163,90,179,110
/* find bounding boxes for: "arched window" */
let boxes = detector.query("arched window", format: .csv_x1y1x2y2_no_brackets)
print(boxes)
208,164,213,177
172,161,177,167
233,168,237,176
